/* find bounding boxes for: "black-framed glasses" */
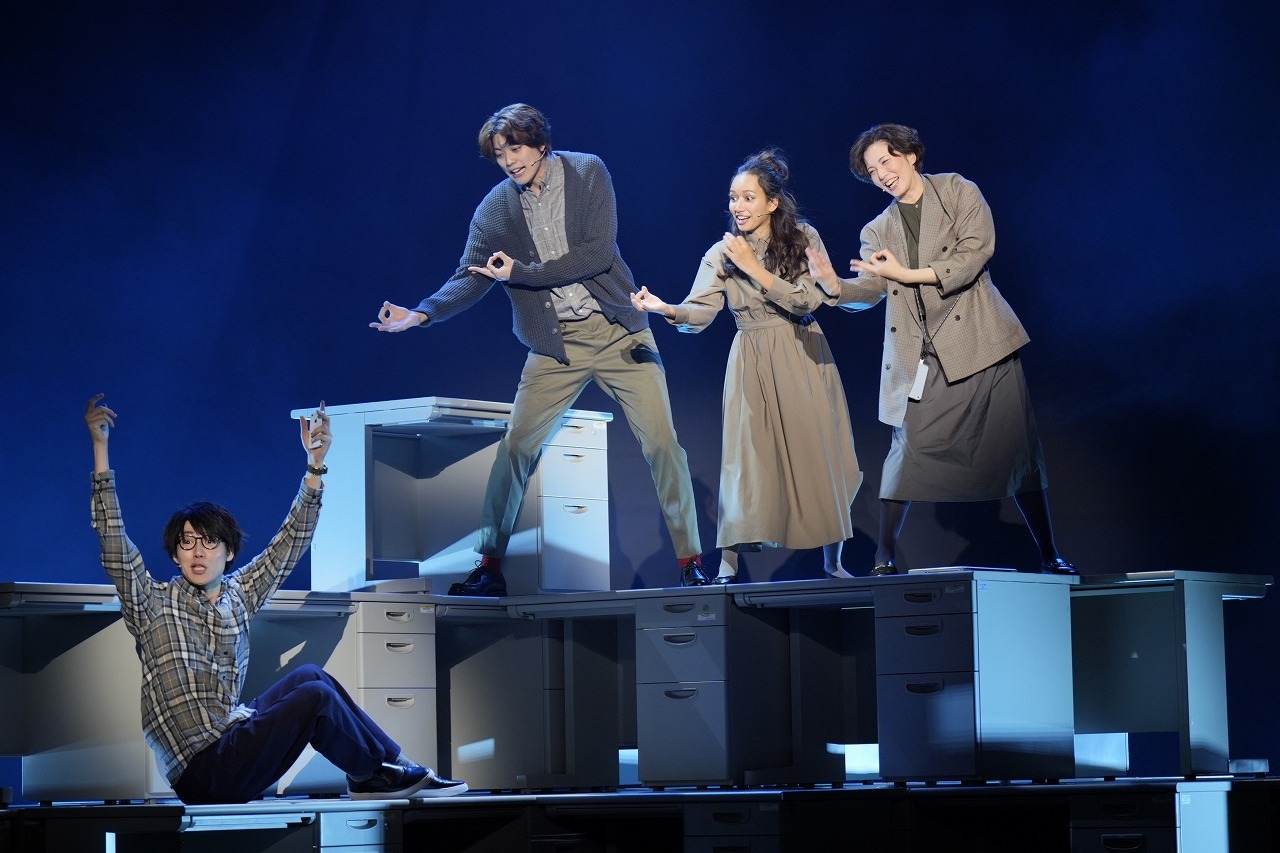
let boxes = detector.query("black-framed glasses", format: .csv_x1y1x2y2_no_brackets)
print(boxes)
177,533,223,551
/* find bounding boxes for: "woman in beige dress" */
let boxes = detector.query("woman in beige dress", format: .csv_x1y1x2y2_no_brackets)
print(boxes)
632,149,862,582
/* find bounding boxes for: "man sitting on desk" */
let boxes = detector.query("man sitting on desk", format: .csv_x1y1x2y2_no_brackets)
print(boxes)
83,394,467,804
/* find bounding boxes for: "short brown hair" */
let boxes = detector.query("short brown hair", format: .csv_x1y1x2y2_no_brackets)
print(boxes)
477,103,552,161
849,123,925,183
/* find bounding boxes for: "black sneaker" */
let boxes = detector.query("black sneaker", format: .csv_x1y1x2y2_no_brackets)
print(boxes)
447,563,507,596
348,762,468,800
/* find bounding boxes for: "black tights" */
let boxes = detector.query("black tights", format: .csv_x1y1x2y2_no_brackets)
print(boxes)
874,489,1061,566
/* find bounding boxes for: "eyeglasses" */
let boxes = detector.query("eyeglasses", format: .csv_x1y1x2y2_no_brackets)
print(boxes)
177,533,223,551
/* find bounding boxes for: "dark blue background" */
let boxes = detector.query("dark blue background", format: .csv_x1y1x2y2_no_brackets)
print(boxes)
3,0,1278,797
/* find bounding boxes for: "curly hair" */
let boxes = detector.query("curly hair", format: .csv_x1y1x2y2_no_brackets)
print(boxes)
477,103,552,161
848,123,925,183
724,148,808,281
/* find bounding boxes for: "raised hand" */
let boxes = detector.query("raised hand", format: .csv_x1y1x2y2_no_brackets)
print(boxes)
84,393,116,445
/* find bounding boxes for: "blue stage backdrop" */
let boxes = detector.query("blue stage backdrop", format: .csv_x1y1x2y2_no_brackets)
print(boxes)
3,0,1278,796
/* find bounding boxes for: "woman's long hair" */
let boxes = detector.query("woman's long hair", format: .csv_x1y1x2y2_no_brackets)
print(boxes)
723,148,808,281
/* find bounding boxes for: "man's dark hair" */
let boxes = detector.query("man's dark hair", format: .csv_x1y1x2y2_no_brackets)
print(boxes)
477,103,553,161
163,501,245,568
849,123,926,183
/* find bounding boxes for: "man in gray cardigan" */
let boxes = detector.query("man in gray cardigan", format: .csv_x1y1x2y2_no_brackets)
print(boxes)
373,104,707,594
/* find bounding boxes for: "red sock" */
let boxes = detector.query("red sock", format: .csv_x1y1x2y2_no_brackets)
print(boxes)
480,555,503,573
677,556,700,568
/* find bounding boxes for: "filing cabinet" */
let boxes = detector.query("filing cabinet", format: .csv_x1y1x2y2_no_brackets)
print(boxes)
873,571,1076,782
635,594,790,786
353,600,438,773
536,416,610,593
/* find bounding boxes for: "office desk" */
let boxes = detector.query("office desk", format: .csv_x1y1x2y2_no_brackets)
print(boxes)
1070,570,1271,777
0,583,438,803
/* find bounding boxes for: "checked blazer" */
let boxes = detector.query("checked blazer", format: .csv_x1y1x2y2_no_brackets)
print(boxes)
833,172,1030,427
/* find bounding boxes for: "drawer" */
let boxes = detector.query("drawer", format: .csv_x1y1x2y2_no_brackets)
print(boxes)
636,681,729,783
354,601,435,635
636,625,726,683
319,809,401,846
684,801,781,837
357,687,437,768
539,496,610,591
875,612,975,675
358,633,436,688
873,580,973,617
1070,792,1176,826
1069,826,1176,852
684,837,779,853
636,596,729,629
547,417,608,450
876,672,977,780
539,446,608,499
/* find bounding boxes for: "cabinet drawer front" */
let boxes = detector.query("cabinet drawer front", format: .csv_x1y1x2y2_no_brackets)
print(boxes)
358,633,436,688
684,802,781,837
319,810,400,846
636,625,727,683
547,417,608,450
357,687,438,769
540,446,608,499
873,580,973,617
876,672,977,780
875,613,975,675
636,596,730,629
539,497,610,591
636,681,730,784
354,601,435,635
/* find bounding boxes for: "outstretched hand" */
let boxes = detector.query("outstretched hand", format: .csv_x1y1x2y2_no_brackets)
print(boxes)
806,246,841,295
370,301,426,333
630,286,673,318
851,248,910,283
85,394,116,445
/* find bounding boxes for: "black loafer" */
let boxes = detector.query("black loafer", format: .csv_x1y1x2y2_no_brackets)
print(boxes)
870,561,899,576
680,557,711,587
1040,557,1078,575
447,565,507,596
712,574,736,585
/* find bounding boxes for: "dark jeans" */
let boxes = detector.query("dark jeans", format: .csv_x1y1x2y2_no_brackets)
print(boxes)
172,664,400,804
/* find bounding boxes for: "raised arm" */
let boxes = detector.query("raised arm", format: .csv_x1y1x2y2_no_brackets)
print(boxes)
85,393,115,473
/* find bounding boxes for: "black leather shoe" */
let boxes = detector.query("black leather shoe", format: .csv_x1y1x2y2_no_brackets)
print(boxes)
870,560,899,576
447,564,507,596
1040,557,1079,575
712,573,736,585
348,763,468,799
680,556,711,587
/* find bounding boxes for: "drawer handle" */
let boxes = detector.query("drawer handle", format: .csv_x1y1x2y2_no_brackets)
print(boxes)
346,819,378,831
903,591,940,604
1100,834,1147,851
561,453,587,462
385,642,415,654
905,682,943,695
662,633,697,646
664,688,698,700
560,504,589,514
662,603,696,614
904,624,941,637
383,610,412,623
386,696,416,708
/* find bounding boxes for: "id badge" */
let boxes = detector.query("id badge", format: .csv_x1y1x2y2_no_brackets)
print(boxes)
908,359,928,401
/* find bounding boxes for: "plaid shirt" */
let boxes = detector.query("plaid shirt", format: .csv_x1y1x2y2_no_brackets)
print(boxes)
89,470,322,784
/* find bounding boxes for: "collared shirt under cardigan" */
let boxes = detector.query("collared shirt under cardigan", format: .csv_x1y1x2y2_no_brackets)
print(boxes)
89,470,322,784
414,150,647,365
829,172,1030,427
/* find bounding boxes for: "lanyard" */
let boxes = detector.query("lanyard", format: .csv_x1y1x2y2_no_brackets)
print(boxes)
912,286,960,358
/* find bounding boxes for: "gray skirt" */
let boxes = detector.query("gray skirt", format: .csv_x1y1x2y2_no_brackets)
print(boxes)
880,350,1048,502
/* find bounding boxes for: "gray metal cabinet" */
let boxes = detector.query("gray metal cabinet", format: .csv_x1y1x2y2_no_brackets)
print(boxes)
873,571,1076,782
635,594,790,786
